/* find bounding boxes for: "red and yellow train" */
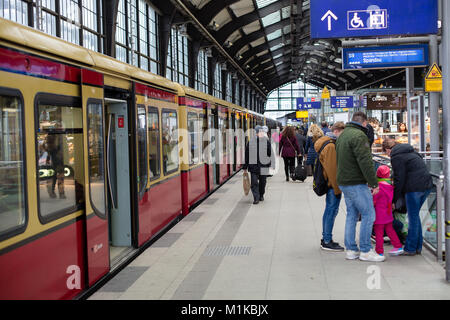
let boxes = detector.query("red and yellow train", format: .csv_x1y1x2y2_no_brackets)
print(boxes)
0,18,280,299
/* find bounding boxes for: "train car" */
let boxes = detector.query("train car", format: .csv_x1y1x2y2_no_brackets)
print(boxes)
0,17,281,300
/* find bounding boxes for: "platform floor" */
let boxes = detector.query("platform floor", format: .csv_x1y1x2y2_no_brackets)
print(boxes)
89,161,450,300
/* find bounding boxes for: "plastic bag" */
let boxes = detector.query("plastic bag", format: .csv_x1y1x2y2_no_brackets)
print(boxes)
243,171,250,196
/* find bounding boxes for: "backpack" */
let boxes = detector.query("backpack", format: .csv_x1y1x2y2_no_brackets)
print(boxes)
312,140,334,196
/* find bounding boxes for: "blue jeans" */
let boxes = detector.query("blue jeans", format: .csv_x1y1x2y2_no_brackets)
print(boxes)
322,188,342,243
404,189,432,253
339,184,376,253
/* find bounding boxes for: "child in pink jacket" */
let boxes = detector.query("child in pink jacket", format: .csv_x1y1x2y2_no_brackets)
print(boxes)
373,165,404,256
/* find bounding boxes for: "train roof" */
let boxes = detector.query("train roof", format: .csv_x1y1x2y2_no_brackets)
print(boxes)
0,18,180,93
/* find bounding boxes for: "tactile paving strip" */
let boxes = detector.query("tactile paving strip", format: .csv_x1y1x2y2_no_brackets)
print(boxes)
203,246,251,256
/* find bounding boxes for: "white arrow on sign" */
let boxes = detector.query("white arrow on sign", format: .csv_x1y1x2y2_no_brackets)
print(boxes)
321,10,338,31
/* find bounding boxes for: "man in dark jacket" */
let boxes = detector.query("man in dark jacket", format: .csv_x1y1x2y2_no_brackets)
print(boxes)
382,139,434,255
243,125,275,204
336,112,384,262
295,127,307,164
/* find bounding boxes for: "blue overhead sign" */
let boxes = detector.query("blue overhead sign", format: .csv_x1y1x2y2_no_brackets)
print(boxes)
296,97,304,110
331,96,354,108
342,44,429,70
310,0,438,39
302,102,322,110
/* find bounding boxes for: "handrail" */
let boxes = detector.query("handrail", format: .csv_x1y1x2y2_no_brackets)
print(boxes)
372,153,442,179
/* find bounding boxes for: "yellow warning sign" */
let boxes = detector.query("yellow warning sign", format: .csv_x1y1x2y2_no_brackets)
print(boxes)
296,111,308,119
426,63,442,79
425,63,442,92
321,86,330,99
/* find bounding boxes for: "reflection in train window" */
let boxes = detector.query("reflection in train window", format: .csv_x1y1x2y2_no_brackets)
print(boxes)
0,92,26,239
87,101,105,217
36,95,84,223
147,108,160,180
138,105,148,198
162,110,178,174
188,112,201,165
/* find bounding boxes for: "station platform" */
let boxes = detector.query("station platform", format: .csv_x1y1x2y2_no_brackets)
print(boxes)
89,159,450,300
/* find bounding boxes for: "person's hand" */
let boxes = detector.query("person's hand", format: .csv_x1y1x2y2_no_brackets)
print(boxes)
371,186,380,195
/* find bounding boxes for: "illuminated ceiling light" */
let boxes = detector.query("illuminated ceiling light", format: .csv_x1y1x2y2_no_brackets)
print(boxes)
225,41,233,47
210,21,220,30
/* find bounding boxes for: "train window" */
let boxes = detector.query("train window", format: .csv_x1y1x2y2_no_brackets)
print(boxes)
147,108,160,180
188,112,201,165
36,94,84,223
138,105,148,199
87,100,106,218
161,110,178,174
0,90,27,240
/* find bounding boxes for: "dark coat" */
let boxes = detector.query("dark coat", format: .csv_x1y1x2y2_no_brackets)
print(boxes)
390,143,434,202
305,136,318,165
243,136,275,175
279,134,301,158
295,133,307,155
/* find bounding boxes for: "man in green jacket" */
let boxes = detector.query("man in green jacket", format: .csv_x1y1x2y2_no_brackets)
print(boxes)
336,111,384,262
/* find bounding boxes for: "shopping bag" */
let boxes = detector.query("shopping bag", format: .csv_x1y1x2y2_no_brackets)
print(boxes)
243,171,250,196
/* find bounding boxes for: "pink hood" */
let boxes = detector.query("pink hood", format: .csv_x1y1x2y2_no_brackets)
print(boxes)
373,182,394,225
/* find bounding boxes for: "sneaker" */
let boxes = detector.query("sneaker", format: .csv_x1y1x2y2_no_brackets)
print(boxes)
345,250,360,260
253,200,259,205
359,250,385,262
389,247,404,256
321,240,344,252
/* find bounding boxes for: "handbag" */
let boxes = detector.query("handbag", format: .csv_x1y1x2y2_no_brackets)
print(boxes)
243,171,250,196
286,136,298,157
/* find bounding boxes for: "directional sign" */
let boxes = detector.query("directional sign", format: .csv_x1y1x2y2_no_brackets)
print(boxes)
302,102,321,109
296,111,309,119
296,97,305,110
425,63,442,92
342,44,429,70
331,96,354,109
310,0,438,39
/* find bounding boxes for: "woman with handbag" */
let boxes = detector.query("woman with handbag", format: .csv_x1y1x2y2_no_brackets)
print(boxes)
279,126,301,181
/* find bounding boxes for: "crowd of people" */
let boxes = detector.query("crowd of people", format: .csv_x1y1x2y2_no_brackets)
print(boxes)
243,111,434,262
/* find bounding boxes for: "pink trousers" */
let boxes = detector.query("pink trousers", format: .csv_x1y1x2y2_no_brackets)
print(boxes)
373,223,402,254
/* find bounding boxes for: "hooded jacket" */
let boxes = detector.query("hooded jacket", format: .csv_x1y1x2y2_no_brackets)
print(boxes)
373,182,394,224
390,143,434,202
335,122,378,188
314,136,341,195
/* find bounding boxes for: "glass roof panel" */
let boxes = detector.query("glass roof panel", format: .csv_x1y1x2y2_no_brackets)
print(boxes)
270,43,284,51
261,11,280,27
229,1,255,17
250,37,266,48
255,0,278,9
242,20,261,35
272,53,283,59
281,6,291,19
266,29,282,41
257,49,269,57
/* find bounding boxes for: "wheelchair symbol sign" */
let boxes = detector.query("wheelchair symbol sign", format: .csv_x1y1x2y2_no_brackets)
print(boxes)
347,9,388,30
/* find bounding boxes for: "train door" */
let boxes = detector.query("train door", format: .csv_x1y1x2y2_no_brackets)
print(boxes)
104,98,133,266
81,70,110,286
231,112,237,172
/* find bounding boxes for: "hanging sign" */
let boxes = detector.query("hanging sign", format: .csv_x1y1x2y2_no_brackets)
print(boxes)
321,87,330,99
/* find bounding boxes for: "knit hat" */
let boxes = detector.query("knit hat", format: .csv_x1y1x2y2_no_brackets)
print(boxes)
376,165,390,178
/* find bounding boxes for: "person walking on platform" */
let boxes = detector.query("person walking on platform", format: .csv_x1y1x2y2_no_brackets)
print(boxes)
305,124,324,175
372,165,404,256
315,122,345,251
336,112,384,262
279,126,301,181
295,127,306,165
321,121,331,135
243,125,275,204
382,139,434,255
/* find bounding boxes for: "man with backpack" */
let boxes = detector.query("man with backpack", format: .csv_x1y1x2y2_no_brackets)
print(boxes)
336,112,383,262
314,122,346,251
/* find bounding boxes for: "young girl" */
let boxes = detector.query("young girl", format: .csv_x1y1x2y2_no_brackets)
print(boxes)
373,165,404,256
